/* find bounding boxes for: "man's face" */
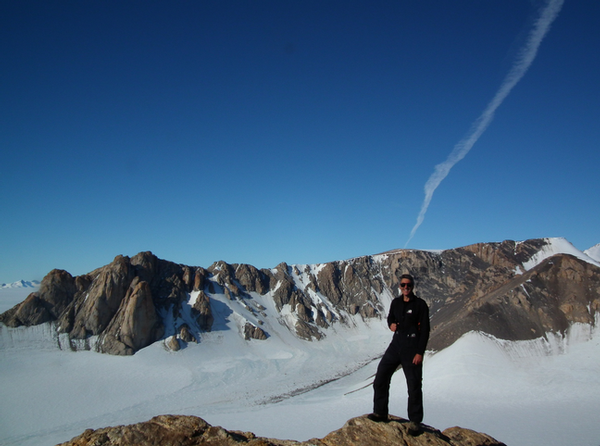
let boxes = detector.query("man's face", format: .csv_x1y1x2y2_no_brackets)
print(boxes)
400,279,413,298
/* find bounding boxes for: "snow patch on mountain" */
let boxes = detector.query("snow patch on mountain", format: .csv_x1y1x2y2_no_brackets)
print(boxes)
584,243,600,262
522,237,600,270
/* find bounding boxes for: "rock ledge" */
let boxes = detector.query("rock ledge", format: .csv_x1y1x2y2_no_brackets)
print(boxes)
57,414,506,446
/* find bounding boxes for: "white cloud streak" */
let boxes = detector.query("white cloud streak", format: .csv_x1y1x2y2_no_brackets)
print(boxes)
405,0,564,247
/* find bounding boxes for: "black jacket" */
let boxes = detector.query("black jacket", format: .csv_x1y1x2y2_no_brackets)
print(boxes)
387,294,430,356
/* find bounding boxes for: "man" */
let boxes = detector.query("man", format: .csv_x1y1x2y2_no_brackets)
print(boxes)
369,273,430,436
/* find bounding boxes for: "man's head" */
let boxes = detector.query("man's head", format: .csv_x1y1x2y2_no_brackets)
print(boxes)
399,274,415,298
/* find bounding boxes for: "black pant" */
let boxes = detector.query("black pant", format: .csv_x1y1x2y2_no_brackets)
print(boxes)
373,340,424,423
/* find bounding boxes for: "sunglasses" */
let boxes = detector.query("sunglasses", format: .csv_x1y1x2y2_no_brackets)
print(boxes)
400,282,413,288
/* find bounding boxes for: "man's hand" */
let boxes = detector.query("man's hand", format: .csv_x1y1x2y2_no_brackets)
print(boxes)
412,354,423,365
390,323,397,332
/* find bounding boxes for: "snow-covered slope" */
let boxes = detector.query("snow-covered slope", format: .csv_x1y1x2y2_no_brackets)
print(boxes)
1,286,600,446
584,243,600,263
522,237,600,270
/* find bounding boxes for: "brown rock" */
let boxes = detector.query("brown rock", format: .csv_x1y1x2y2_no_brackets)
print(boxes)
294,319,323,341
11,293,54,326
56,414,280,446
234,264,270,295
182,266,194,292
193,268,209,292
57,414,506,446
243,322,267,340
70,256,135,339
166,335,180,351
99,280,164,355
0,269,78,327
271,270,295,310
179,324,197,343
316,263,343,306
192,291,213,331
209,261,242,298
442,426,506,446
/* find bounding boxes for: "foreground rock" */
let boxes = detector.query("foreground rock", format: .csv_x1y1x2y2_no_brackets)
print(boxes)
57,414,505,446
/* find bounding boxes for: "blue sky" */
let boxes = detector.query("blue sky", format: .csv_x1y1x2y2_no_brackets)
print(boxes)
1,0,599,284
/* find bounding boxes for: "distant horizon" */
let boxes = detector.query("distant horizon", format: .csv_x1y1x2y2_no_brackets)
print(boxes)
0,279,40,288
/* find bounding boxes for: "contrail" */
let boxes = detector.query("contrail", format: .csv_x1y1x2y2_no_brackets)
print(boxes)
405,0,564,247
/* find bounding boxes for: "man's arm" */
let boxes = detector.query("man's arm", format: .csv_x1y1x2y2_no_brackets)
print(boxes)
387,299,397,329
416,300,430,356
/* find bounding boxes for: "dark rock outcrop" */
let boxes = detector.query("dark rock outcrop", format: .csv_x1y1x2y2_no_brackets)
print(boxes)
70,255,136,339
56,414,506,446
243,322,268,340
98,279,164,355
179,324,197,343
192,291,213,332
1,269,78,327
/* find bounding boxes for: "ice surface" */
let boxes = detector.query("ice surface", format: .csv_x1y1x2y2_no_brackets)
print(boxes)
1,287,600,446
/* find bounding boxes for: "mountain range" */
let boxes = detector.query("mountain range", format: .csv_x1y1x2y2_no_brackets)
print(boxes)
2,237,599,356
0,280,41,289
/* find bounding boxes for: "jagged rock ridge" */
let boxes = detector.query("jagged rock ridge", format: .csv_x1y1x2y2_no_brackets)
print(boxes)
1,238,599,355
57,414,506,446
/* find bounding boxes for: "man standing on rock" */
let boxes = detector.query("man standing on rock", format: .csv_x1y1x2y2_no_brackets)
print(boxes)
369,273,430,436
